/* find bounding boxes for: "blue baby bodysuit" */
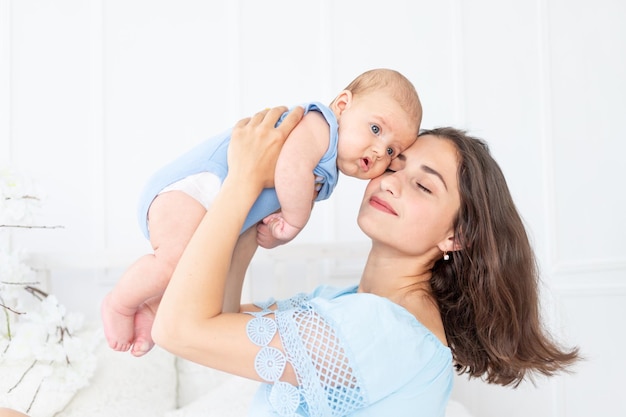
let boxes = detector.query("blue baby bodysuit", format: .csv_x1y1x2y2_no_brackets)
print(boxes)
136,102,339,239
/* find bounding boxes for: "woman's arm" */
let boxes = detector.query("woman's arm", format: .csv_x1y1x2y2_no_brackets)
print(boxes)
151,106,304,381
222,226,258,312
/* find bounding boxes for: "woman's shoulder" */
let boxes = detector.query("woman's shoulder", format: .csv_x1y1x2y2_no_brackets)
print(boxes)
276,284,450,358
307,285,453,401
310,285,449,351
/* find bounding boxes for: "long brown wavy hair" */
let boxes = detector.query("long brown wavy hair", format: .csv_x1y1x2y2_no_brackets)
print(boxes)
424,127,579,387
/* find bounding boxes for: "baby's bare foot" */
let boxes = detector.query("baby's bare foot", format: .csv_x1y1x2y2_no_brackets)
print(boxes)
130,301,157,357
101,292,137,352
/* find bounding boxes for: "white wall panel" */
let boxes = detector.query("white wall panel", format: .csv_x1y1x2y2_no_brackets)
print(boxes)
557,287,626,417
548,0,626,266
2,1,624,416
0,0,11,256
9,0,95,258
238,0,333,111
331,0,462,128
87,0,105,258
103,1,238,256
0,0,10,163
461,1,551,271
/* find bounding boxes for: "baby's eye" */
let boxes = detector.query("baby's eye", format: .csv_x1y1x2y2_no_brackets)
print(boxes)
370,124,380,135
386,147,394,156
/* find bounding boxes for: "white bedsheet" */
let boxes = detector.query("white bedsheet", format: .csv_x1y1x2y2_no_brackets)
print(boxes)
55,338,475,417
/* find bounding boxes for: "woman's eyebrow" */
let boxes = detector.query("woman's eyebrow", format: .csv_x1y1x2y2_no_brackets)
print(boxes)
421,165,448,190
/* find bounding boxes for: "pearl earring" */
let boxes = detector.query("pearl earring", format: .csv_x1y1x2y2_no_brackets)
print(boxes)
443,251,450,261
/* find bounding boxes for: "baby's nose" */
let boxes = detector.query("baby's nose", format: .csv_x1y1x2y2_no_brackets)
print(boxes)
372,146,386,160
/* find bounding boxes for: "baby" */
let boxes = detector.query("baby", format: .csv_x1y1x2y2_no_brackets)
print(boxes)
101,68,422,356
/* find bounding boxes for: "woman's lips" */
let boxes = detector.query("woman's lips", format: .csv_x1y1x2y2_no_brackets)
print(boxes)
369,196,397,215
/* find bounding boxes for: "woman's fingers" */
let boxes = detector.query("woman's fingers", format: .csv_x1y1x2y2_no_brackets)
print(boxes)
233,116,251,128
228,106,303,188
236,105,302,132
249,107,275,125
276,106,304,136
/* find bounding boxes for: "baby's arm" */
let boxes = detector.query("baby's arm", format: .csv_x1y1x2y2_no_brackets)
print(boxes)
265,110,330,244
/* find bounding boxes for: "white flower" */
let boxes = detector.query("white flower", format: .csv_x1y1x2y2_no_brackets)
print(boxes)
0,168,98,410
63,311,85,334
0,249,37,286
0,168,42,225
34,340,68,363
30,295,67,331
3,322,48,359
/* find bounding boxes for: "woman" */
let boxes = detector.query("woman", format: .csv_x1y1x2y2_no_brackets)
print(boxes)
0,409,29,417
152,107,579,416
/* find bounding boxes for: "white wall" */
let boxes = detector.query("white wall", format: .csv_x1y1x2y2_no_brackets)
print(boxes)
1,1,625,416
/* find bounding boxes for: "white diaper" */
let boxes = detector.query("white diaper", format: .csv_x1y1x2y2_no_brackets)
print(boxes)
159,172,222,209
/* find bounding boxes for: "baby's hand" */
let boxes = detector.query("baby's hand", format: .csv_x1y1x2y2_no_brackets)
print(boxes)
256,221,284,249
257,213,301,248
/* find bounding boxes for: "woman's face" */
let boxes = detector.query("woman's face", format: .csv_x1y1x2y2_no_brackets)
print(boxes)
357,134,461,257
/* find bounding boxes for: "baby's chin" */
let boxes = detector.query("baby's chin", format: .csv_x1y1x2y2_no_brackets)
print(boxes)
341,170,379,180
338,163,380,180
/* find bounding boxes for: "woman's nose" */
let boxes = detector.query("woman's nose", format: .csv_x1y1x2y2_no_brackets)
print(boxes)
380,174,399,195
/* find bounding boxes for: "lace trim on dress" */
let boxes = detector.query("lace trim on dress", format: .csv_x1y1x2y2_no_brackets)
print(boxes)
275,305,367,417
246,316,277,346
246,299,303,416
276,292,310,311
246,292,367,417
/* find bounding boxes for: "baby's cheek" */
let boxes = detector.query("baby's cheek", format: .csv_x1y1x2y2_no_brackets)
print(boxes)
368,166,388,179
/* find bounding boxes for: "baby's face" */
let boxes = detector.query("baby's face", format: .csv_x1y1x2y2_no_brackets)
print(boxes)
335,92,417,180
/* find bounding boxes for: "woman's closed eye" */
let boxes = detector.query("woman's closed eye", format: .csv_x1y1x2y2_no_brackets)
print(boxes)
417,183,432,194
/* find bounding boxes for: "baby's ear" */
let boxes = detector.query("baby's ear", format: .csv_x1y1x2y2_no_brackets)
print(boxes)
330,90,353,115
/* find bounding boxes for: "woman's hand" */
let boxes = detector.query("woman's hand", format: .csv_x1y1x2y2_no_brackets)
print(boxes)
227,106,305,191
153,106,305,375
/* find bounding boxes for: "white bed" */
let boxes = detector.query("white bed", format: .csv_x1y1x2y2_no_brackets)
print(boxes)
5,244,476,417
55,340,476,417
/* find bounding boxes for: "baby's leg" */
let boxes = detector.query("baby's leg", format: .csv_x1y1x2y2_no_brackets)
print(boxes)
101,191,206,354
131,229,256,356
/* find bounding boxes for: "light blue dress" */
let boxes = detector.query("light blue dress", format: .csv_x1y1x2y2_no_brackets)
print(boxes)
245,285,453,417
136,102,339,239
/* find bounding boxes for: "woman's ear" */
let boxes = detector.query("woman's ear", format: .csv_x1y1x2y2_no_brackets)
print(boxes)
330,90,352,116
437,234,462,254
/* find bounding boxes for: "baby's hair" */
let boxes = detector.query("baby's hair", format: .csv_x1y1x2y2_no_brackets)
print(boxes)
342,68,422,132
